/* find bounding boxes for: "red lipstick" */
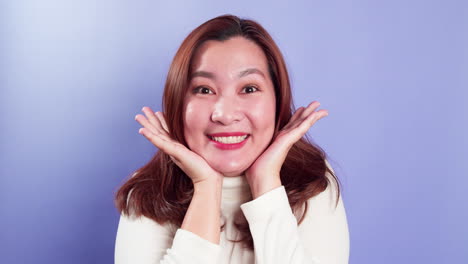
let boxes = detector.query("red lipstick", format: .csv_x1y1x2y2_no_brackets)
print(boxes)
207,132,248,137
207,132,250,150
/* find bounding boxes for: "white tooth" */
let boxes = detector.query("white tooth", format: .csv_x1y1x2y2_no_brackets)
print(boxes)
212,135,248,144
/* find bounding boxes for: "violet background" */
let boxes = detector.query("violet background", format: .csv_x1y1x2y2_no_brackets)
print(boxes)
1,0,467,263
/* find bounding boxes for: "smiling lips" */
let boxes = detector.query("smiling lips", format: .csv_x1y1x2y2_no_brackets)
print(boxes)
207,132,250,150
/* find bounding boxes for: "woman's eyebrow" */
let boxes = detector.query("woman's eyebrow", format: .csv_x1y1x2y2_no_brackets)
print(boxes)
190,68,265,80
238,68,265,79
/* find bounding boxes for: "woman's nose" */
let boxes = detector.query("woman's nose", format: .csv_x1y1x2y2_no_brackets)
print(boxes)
211,98,244,125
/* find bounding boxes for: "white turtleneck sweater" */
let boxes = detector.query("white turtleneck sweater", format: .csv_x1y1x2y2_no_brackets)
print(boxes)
114,168,349,264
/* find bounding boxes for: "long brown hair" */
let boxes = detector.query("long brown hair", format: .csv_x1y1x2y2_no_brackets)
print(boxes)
115,14,341,250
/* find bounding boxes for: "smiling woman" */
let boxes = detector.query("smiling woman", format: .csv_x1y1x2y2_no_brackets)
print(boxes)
184,37,276,176
114,14,349,264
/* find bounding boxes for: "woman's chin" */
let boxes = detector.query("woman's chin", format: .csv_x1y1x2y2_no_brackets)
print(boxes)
221,170,247,177
210,162,250,177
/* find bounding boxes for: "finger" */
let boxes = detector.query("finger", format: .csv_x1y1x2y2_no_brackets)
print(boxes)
291,107,306,123
282,107,305,130
151,112,173,142
141,107,165,133
275,108,328,148
136,116,174,146
284,102,321,131
293,101,323,128
141,107,170,136
155,111,170,133
299,101,321,120
138,127,179,156
296,109,329,134
135,114,159,134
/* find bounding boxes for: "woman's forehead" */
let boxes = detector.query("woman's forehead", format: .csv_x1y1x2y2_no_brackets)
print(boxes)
190,37,269,79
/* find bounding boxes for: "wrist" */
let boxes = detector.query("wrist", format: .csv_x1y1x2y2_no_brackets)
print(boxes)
193,176,223,193
247,174,282,199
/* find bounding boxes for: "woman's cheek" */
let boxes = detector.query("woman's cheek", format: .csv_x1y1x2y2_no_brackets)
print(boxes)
185,100,209,122
248,98,276,128
183,100,209,145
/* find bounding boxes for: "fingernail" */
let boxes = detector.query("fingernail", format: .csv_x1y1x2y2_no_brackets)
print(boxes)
135,115,138,120
139,128,143,134
142,107,146,112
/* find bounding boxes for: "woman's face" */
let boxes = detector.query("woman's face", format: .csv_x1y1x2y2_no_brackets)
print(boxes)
183,36,276,177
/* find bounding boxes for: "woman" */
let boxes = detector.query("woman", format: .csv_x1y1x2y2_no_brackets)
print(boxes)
114,14,349,264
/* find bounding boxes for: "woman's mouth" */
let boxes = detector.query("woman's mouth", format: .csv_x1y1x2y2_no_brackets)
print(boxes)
209,135,248,144
207,133,250,150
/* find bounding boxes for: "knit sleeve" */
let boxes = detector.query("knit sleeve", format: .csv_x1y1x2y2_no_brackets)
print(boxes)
239,164,349,264
114,213,221,264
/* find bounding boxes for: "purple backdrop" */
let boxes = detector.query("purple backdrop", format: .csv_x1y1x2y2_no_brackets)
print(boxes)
1,0,467,263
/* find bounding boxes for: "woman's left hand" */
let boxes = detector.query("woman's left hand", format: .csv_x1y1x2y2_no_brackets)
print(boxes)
245,101,328,199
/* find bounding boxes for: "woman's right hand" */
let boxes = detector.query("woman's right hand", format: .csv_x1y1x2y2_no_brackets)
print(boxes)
135,106,222,185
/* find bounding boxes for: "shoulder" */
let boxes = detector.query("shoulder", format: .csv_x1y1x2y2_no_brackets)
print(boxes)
297,158,347,230
297,159,350,263
117,212,177,237
115,213,178,263
314,159,341,209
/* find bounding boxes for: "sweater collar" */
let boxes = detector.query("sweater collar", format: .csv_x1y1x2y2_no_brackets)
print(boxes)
221,175,252,202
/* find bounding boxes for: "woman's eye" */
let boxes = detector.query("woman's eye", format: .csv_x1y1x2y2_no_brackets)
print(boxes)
242,85,259,94
194,86,213,94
